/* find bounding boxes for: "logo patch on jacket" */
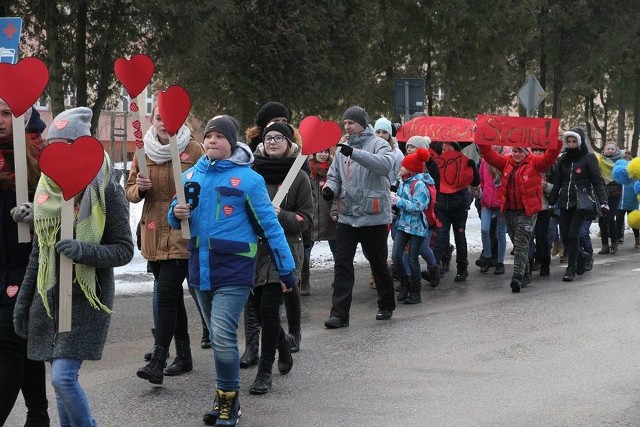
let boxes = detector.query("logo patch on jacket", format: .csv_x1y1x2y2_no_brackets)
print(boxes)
230,177,241,187
180,152,189,161
186,171,194,180
147,221,155,230
575,167,582,174
6,285,18,298
523,175,529,181
223,205,234,216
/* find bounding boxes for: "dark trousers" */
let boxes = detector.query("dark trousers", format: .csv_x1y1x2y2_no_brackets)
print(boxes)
433,208,469,267
250,283,285,367
0,317,48,424
531,209,551,260
559,208,588,268
331,223,395,320
150,259,190,346
599,195,621,245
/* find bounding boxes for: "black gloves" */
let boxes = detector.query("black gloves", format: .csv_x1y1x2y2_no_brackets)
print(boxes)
280,272,298,291
600,203,610,217
55,239,83,260
321,186,334,201
467,158,476,167
337,143,353,157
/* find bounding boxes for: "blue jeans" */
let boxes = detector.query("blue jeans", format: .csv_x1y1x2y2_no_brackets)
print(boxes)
195,285,250,391
579,218,593,254
50,358,96,427
392,230,424,285
480,207,506,262
402,228,436,273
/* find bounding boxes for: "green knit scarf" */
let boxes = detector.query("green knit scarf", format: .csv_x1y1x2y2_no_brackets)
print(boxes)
34,156,111,316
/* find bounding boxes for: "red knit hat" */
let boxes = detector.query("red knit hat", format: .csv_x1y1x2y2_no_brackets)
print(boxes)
401,147,431,173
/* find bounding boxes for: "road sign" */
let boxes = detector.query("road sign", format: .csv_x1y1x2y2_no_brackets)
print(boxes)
394,78,425,119
517,74,545,117
0,17,22,64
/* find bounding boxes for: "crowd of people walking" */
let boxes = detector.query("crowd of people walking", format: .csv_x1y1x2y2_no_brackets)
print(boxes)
1,97,639,427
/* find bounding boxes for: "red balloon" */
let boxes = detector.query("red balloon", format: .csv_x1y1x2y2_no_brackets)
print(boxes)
157,85,191,137
0,58,49,117
299,116,342,155
114,54,155,98
39,136,104,200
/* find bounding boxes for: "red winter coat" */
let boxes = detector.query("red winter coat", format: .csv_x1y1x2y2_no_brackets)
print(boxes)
478,144,560,217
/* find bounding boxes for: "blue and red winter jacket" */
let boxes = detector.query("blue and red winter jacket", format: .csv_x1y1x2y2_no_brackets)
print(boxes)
168,142,295,291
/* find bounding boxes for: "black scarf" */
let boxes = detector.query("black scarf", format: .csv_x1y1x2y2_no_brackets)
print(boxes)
253,155,297,184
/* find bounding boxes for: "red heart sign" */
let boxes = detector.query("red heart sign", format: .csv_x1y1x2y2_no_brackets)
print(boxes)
0,58,49,117
114,54,155,98
39,136,105,200
157,85,191,137
299,116,342,155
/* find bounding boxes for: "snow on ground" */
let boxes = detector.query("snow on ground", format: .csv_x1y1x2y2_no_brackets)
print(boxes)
115,202,601,295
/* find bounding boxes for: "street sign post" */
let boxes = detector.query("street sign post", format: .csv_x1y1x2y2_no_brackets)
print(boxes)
394,78,425,123
0,17,22,64
517,74,546,117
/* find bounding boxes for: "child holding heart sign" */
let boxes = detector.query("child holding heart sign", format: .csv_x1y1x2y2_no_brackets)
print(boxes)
13,107,134,427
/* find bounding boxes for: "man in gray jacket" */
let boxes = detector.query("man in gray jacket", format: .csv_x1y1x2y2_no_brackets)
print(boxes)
321,106,396,328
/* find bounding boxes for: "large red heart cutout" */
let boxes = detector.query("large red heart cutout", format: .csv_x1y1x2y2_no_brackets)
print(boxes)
114,54,155,98
299,116,342,155
157,85,191,136
0,57,49,117
39,136,105,200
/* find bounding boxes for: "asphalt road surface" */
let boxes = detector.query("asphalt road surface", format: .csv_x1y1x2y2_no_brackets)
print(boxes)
6,245,640,427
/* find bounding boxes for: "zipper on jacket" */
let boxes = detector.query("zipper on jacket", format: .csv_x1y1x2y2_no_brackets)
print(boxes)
567,161,574,210
216,192,221,221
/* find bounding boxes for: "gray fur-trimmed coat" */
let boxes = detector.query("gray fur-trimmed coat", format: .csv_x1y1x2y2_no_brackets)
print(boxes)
13,178,133,361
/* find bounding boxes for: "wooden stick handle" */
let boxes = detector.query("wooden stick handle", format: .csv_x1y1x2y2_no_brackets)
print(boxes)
169,134,190,239
12,115,31,243
131,94,148,177
272,153,306,207
58,198,74,332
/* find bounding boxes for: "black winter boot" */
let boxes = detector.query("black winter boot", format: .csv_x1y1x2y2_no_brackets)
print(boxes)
164,336,193,376
539,256,550,277
277,333,294,375
510,274,523,293
428,265,441,287
201,326,212,349
576,252,587,276
24,408,50,427
137,344,169,384
240,302,260,369
454,266,468,282
493,262,505,275
284,288,302,353
144,328,155,361
249,360,273,395
563,266,576,282
397,278,410,302
404,281,422,304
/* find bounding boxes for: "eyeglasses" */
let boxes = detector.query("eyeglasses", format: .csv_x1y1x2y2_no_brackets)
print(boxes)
264,135,287,144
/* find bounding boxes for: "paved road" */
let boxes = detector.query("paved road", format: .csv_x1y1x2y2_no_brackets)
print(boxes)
6,246,640,427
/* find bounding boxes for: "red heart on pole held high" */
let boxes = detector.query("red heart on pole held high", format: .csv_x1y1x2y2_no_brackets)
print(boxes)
114,54,155,98
0,58,49,117
39,136,105,200
157,85,191,137
299,116,342,155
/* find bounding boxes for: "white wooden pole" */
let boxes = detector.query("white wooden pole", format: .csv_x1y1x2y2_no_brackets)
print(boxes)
58,197,74,332
169,134,190,239
12,114,30,242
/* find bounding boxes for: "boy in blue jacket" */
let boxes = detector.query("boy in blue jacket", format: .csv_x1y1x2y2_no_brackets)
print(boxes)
169,115,296,427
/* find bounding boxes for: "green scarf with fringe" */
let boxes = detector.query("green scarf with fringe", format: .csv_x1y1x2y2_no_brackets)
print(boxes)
34,155,111,317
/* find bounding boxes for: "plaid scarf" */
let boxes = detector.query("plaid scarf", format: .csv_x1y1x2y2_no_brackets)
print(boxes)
33,155,111,316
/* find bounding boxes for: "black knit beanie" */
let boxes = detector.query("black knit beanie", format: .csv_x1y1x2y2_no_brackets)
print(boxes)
255,102,291,129
203,115,239,151
262,121,294,142
342,106,369,129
